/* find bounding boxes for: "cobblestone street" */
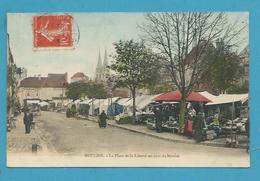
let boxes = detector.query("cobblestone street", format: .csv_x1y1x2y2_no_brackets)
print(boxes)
7,114,42,153
7,111,250,167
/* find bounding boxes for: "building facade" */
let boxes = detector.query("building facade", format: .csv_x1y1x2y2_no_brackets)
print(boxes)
18,73,68,104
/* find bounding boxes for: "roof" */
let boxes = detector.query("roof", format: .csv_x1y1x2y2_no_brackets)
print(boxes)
20,77,47,88
71,72,87,79
20,73,68,88
206,93,248,106
45,73,68,88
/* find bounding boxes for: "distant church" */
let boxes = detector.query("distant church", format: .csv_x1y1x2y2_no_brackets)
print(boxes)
95,49,109,83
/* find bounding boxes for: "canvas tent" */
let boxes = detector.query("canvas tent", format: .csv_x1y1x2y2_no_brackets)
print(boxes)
205,93,249,119
206,93,248,106
64,99,73,106
79,99,92,105
38,101,49,111
107,103,124,116
116,98,131,105
26,100,41,104
118,94,161,113
78,99,92,116
89,99,106,115
119,96,144,112
154,91,211,102
198,91,216,102
38,101,49,107
99,97,120,113
72,99,82,110
135,94,160,111
107,98,131,116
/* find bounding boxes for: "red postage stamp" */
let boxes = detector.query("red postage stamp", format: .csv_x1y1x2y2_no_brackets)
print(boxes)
33,15,73,48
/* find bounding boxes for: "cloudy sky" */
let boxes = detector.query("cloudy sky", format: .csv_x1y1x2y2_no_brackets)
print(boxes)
7,12,248,81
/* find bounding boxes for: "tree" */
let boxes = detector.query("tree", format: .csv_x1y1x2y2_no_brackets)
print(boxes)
87,82,108,99
227,81,249,94
147,82,174,94
201,39,241,93
66,82,87,100
109,39,160,123
140,13,245,133
65,81,107,100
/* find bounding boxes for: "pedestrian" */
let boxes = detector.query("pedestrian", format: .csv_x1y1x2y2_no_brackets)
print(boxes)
193,112,205,142
184,115,193,138
154,106,163,133
98,110,107,128
23,111,31,134
28,111,34,131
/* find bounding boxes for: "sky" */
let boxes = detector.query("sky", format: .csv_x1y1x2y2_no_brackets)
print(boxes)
7,12,248,81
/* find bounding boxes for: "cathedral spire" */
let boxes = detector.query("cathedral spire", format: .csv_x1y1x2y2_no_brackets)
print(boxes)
95,49,103,82
103,49,108,69
96,49,102,72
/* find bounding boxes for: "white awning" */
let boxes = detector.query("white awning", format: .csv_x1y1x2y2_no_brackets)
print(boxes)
79,99,92,105
38,101,49,106
26,100,40,104
73,99,81,104
136,94,161,110
206,93,248,106
198,91,216,101
117,98,132,106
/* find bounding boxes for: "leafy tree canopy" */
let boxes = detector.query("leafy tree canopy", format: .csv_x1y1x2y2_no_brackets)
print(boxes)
110,39,160,91
65,81,108,100
201,39,241,93
109,39,160,121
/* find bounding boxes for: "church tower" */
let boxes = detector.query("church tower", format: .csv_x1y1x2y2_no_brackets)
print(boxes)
95,49,110,83
95,50,103,82
103,49,108,69
102,49,109,81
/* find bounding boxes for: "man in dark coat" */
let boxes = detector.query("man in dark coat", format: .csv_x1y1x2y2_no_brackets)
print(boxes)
193,112,205,142
28,111,34,129
154,106,163,133
23,111,32,134
99,110,107,128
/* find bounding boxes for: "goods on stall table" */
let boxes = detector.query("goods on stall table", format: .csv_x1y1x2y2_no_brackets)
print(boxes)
206,130,217,140
146,118,156,130
115,112,133,124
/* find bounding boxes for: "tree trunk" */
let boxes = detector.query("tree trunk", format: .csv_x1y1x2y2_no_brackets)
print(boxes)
179,99,186,134
91,98,94,115
132,88,136,124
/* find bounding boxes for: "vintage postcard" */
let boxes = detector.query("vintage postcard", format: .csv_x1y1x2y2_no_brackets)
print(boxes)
7,12,249,167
